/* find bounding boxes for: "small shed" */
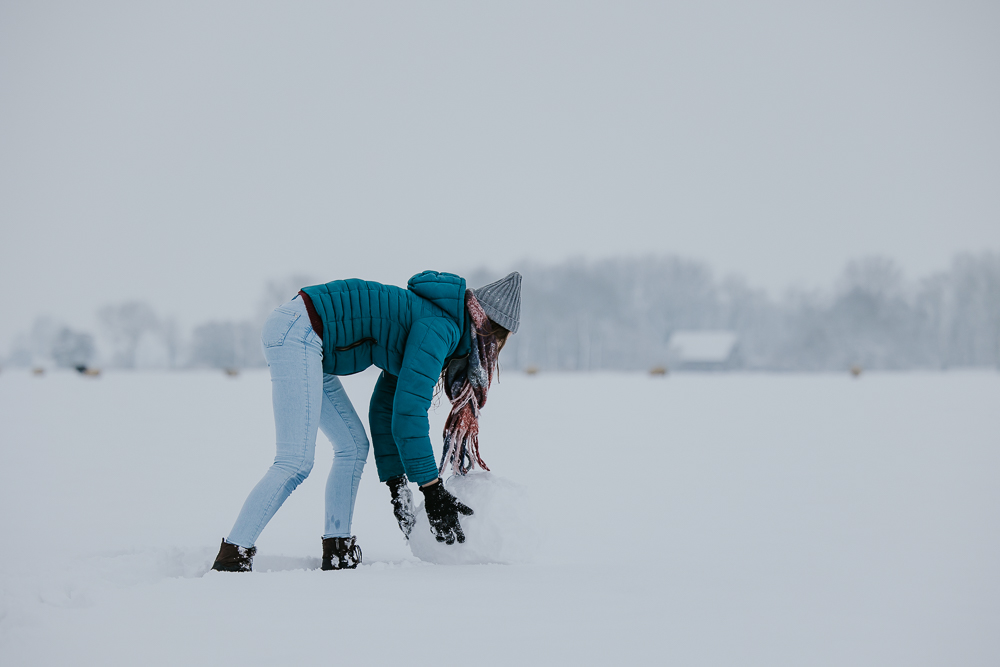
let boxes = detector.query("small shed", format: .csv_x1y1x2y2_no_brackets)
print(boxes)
666,330,740,371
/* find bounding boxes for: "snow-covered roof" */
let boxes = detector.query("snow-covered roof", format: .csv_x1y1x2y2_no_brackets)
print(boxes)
667,330,738,363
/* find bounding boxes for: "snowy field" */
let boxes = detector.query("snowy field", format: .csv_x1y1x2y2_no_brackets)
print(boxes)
1,368,998,666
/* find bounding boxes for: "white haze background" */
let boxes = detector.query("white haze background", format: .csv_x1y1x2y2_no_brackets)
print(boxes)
1,1,999,351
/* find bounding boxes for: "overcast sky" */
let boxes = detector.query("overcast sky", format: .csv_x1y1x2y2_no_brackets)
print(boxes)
2,1,998,348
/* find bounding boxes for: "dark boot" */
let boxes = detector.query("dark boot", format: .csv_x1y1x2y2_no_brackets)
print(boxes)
211,538,256,572
321,536,362,570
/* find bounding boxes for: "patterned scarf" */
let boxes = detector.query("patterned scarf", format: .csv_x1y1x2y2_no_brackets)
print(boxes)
439,290,501,476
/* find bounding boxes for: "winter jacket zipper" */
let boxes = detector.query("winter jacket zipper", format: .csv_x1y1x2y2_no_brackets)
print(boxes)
335,337,378,352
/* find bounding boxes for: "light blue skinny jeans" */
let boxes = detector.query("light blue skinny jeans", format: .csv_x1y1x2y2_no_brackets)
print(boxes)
226,296,369,548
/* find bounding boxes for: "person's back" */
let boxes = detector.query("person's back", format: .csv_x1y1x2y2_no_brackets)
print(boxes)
299,271,469,377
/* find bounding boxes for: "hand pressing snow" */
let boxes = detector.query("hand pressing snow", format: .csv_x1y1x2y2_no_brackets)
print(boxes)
420,479,474,544
386,475,416,538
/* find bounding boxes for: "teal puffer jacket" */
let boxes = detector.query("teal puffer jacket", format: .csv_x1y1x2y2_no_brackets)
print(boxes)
300,271,470,485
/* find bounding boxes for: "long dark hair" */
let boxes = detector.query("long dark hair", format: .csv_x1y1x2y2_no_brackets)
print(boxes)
482,319,511,353
436,318,510,401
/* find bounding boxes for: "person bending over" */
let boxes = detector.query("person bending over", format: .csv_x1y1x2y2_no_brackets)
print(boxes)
211,270,521,572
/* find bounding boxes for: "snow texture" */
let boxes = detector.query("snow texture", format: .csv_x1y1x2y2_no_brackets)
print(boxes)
1,368,999,666
408,472,539,565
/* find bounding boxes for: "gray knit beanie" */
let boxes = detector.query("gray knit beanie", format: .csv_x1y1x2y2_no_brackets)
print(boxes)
472,271,522,334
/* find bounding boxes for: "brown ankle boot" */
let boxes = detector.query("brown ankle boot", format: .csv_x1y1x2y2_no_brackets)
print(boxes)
211,539,256,572
321,536,362,570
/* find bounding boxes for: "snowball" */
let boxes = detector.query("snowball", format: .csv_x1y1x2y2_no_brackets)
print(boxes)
408,472,539,565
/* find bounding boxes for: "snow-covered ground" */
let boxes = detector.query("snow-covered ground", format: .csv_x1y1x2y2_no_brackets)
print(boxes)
1,368,997,666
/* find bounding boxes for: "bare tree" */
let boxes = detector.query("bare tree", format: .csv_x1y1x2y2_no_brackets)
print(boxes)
945,253,1000,367
4,317,62,367
190,320,265,369
50,327,96,368
98,301,159,368
158,317,182,369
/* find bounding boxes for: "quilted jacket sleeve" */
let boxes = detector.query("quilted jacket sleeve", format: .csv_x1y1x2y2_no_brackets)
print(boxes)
391,318,458,486
369,371,405,482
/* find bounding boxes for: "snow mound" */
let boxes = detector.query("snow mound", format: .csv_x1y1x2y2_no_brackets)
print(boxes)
409,472,539,565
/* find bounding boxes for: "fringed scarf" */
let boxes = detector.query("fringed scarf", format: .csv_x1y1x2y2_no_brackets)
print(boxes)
439,290,501,476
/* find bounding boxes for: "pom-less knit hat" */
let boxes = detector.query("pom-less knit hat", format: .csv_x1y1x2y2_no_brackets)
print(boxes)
472,271,522,334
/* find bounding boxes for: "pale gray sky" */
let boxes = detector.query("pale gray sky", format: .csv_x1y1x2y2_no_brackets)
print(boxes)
2,1,998,347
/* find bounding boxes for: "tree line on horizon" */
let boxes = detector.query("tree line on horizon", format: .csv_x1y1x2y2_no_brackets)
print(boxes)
476,252,1000,372
4,253,999,373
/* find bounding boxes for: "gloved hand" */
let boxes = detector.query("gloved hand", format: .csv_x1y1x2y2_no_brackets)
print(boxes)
420,479,474,545
386,475,416,538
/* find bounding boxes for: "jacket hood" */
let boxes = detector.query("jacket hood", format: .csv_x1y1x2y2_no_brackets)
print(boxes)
407,271,467,327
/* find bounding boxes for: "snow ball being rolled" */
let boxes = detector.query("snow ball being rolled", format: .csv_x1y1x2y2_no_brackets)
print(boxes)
409,472,539,565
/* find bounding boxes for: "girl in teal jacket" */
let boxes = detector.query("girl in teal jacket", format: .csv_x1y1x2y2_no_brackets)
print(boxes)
211,271,521,572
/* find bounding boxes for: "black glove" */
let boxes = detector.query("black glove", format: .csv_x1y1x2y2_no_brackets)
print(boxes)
420,480,474,545
386,475,416,538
